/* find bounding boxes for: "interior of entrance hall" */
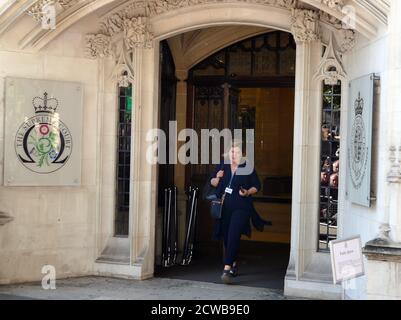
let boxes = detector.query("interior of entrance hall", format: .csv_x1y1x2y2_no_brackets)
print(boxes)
155,27,295,290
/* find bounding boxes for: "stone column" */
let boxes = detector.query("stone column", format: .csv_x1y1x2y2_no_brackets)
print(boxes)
86,16,159,279
129,40,160,279
285,9,341,299
383,0,401,243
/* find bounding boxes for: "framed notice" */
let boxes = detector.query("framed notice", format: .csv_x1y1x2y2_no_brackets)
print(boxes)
347,74,378,207
4,77,83,186
329,236,365,285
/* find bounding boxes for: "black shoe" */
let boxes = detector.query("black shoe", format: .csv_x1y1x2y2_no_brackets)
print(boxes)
221,269,234,284
230,265,238,277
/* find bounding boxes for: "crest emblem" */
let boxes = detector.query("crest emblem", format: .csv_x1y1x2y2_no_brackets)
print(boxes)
15,92,72,174
349,92,368,189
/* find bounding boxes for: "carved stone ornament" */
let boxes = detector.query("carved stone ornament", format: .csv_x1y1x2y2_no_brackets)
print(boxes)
26,0,55,21
320,0,344,11
124,16,154,49
319,4,356,53
26,0,79,22
0,212,14,226
291,9,320,43
85,34,112,59
90,11,154,51
314,33,346,85
146,0,297,16
111,42,135,88
84,0,357,61
387,146,401,183
363,224,401,263
339,28,356,53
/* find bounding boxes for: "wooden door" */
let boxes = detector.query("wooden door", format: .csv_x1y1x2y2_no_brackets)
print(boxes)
158,41,177,207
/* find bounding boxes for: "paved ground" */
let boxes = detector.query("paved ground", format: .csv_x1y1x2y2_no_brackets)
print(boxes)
0,276,301,300
156,242,290,290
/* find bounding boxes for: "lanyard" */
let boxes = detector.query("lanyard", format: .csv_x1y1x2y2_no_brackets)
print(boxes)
222,171,236,200
227,170,236,188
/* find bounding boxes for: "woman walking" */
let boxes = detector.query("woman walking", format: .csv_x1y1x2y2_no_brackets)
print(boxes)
210,141,269,284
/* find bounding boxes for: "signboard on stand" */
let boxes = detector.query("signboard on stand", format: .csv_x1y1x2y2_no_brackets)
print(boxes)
329,236,365,285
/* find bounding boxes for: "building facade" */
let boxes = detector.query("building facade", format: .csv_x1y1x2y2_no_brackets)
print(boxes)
0,0,400,300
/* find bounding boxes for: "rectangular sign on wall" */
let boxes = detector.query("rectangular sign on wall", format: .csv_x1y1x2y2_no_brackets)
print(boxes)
347,74,377,207
4,77,83,186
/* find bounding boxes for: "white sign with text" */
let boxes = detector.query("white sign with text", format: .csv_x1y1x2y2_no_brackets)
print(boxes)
329,236,365,284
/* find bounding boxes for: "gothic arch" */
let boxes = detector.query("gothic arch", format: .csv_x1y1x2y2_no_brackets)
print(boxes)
0,0,388,52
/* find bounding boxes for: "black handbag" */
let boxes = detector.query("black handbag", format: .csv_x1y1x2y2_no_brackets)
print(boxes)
202,181,218,201
210,197,224,220
209,168,236,220
202,164,223,201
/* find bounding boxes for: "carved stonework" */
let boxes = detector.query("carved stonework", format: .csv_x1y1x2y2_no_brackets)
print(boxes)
314,33,346,85
387,146,401,183
339,29,356,53
291,9,320,43
100,13,125,37
124,16,154,49
363,224,401,263
96,11,154,49
85,34,111,59
58,0,77,7
0,212,14,226
26,0,55,22
99,1,147,36
111,43,135,87
319,11,342,28
81,0,360,56
26,0,79,22
319,9,356,53
320,0,344,11
146,0,297,16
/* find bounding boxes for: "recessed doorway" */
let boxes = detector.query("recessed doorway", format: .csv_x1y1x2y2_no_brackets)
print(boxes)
155,29,295,290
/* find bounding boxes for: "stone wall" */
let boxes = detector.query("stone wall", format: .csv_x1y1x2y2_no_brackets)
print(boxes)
0,17,100,284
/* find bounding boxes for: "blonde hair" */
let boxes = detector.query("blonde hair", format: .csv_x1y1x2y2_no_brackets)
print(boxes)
223,139,247,164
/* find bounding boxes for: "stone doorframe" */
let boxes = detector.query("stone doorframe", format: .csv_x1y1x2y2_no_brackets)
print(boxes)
85,2,356,298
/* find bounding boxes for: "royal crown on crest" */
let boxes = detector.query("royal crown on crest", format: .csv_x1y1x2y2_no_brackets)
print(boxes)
354,92,364,116
32,92,59,114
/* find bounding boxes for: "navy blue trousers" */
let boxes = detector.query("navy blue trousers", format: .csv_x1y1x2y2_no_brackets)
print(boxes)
221,208,250,266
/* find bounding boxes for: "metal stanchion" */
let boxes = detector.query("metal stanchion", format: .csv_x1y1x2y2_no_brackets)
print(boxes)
162,185,199,267
161,186,179,267
181,186,199,266
172,186,178,265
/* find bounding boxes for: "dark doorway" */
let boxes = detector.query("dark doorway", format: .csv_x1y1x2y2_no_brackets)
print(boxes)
156,31,295,290
187,31,295,247
157,40,177,207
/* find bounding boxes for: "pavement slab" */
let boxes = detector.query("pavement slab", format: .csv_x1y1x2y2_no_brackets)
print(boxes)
0,276,303,300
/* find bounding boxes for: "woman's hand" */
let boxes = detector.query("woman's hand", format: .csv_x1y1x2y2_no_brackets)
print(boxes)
239,187,258,197
211,170,224,187
216,170,224,179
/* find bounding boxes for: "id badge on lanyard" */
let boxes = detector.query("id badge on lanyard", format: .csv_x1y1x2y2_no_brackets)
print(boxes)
225,171,236,195
225,187,233,194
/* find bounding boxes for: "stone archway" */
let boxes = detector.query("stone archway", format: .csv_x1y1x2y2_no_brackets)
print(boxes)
82,0,355,298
